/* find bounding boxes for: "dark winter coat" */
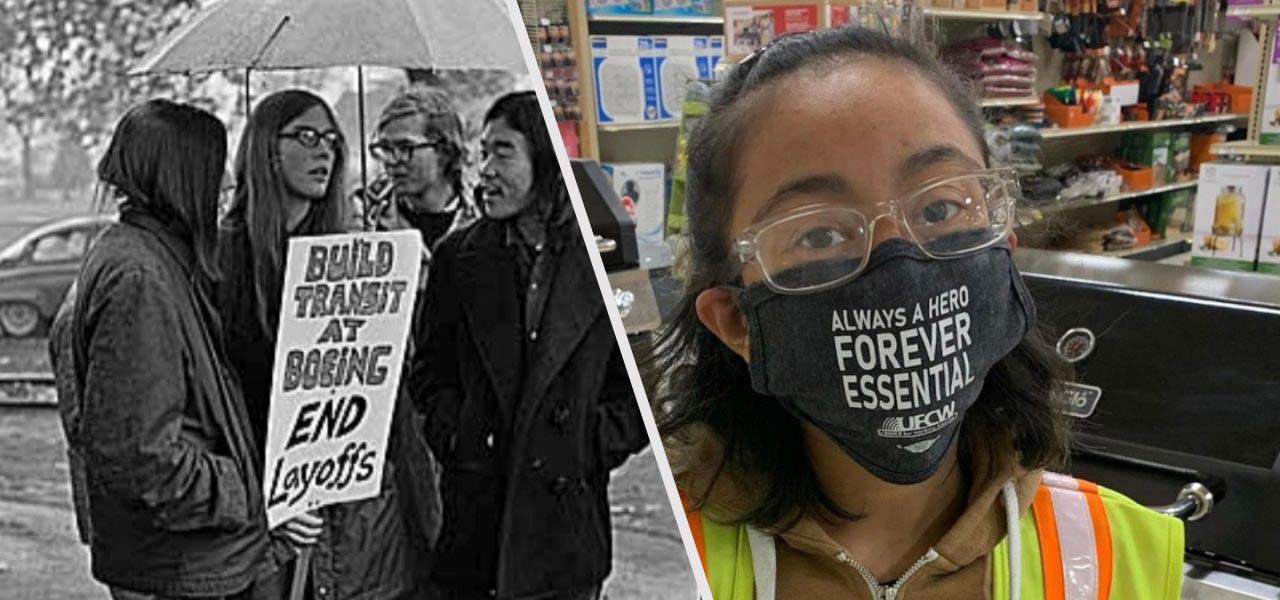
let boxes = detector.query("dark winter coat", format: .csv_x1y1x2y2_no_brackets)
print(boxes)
215,222,438,600
49,205,274,597
413,206,650,599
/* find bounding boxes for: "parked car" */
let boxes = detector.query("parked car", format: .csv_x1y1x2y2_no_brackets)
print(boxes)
0,214,114,337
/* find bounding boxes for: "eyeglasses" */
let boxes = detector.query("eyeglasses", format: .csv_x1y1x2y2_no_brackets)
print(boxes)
732,169,1019,295
278,127,343,150
368,139,443,164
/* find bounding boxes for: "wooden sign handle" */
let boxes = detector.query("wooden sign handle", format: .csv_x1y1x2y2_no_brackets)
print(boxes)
289,546,313,600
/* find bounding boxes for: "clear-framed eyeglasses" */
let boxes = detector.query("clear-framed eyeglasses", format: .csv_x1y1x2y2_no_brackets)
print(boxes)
732,168,1020,295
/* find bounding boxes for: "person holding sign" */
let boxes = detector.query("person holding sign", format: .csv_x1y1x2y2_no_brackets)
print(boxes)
646,28,1184,599
217,90,433,600
49,100,281,598
411,91,649,600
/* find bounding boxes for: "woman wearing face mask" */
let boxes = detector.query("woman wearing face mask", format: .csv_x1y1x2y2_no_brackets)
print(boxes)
216,90,434,600
650,29,1184,599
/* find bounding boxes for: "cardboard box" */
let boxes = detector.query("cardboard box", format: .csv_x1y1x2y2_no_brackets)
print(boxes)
1170,133,1191,179
590,36,661,124
1257,167,1280,273
1123,131,1172,185
602,162,668,266
588,0,654,15
724,1,821,60
653,0,714,15
1191,163,1268,271
655,36,722,119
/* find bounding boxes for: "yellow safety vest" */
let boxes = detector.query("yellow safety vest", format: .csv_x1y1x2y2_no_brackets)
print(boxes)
685,472,1184,600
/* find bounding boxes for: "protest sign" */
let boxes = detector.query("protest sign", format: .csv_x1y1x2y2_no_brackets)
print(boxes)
263,230,422,528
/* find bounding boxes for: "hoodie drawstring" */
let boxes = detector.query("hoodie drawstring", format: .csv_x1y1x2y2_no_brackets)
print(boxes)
1002,478,1022,600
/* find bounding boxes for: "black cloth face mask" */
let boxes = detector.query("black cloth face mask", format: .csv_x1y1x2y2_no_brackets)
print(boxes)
735,239,1036,484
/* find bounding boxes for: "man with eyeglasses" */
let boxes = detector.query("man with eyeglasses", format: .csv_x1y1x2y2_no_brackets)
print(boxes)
365,87,471,255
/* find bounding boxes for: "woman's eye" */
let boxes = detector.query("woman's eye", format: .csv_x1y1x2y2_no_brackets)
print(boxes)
920,199,963,225
796,227,848,249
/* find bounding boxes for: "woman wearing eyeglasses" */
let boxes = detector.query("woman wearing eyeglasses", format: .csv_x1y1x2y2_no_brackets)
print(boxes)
649,28,1184,599
216,89,433,600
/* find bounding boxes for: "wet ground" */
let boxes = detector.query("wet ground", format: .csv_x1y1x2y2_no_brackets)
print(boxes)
0,331,694,600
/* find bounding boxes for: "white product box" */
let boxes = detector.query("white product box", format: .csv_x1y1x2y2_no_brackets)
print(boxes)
1191,163,1268,272
590,36,660,124
654,0,714,15
701,36,725,75
1258,167,1280,273
603,162,668,266
588,0,653,15
1262,34,1280,145
655,37,711,120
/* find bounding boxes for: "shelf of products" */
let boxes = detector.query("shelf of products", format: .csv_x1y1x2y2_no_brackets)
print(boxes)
981,96,1041,108
1210,141,1280,158
587,14,723,25
1040,114,1247,140
1224,5,1280,18
597,121,681,132
922,8,1047,21
1038,180,1199,216
1100,234,1193,260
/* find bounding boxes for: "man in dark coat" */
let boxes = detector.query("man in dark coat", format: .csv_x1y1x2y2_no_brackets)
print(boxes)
49,100,284,599
412,92,650,599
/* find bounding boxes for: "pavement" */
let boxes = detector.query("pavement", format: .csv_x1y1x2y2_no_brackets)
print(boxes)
0,402,695,599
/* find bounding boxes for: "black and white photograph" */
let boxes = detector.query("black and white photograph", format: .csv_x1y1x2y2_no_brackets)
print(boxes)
0,1,697,598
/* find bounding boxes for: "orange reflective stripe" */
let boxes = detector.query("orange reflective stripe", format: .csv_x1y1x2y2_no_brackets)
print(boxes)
1033,485,1067,600
1076,480,1113,600
680,491,708,576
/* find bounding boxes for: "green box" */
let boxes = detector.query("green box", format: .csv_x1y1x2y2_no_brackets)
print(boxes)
1122,132,1173,185
1171,133,1191,178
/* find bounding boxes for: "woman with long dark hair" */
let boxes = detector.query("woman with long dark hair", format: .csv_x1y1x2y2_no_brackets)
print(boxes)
49,99,279,599
216,89,433,600
649,28,1185,599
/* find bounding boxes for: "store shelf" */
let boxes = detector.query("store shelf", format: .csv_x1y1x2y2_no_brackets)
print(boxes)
922,8,1047,21
1210,141,1280,158
587,14,723,25
1100,235,1193,260
981,96,1040,108
1036,180,1198,216
1040,114,1247,140
1225,4,1280,18
597,121,680,132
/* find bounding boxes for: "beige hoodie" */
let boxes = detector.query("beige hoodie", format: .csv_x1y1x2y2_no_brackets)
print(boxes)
674,431,1043,599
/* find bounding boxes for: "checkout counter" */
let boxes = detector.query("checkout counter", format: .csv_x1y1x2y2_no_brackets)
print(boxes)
575,160,1280,599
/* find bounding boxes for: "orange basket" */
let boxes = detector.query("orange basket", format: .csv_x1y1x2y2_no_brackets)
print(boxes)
1195,83,1253,114
1044,93,1095,128
1114,163,1154,191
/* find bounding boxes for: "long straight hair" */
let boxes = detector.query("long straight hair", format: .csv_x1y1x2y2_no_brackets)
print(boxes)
223,90,349,337
98,99,226,281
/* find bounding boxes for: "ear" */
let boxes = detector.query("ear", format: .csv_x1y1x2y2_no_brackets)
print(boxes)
695,287,750,360
1009,230,1019,253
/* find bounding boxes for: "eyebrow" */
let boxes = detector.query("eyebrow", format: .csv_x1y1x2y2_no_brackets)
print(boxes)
897,144,982,180
752,173,853,224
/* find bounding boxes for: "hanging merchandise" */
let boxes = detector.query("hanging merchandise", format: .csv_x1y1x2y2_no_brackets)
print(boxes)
535,18,583,156
945,37,1038,102
590,36,661,124
667,79,713,236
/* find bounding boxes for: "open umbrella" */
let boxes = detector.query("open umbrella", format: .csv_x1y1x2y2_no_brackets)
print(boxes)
131,0,527,191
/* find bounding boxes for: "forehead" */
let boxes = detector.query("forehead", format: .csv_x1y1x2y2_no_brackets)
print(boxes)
378,113,430,139
729,59,983,216
482,119,525,145
283,104,333,131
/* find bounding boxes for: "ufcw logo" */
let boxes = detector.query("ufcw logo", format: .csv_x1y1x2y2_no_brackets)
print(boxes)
876,402,957,439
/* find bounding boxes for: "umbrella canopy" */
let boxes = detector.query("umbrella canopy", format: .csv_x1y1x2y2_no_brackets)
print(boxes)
132,0,527,74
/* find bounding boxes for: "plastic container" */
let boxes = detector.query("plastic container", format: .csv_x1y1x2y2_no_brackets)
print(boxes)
1115,163,1154,191
1195,83,1253,114
1044,93,1094,128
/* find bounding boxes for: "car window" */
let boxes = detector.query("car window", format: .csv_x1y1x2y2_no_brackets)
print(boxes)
30,229,89,263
